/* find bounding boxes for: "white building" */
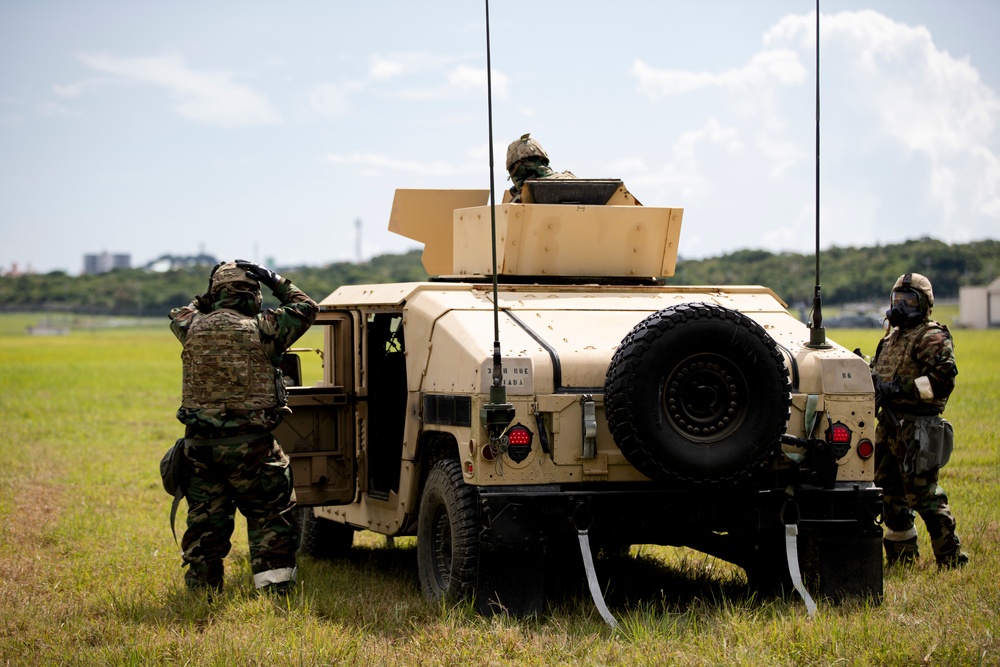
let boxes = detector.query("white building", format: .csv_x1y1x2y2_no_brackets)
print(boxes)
83,252,130,275
957,277,1000,329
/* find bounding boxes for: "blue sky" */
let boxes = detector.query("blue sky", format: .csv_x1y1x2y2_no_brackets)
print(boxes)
1,1,998,275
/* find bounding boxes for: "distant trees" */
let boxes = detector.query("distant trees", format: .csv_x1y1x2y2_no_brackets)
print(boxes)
1,241,998,316
671,238,1000,307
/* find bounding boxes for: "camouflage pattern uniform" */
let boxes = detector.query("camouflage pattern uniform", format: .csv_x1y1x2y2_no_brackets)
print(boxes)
871,273,963,568
169,262,317,591
506,133,576,203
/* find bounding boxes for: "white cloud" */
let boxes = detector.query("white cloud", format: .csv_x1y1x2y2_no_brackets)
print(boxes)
771,10,1000,230
632,49,806,99
756,134,805,178
448,65,508,99
73,52,281,127
620,119,743,198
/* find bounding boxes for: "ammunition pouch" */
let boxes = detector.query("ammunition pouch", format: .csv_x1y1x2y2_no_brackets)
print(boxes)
905,416,954,475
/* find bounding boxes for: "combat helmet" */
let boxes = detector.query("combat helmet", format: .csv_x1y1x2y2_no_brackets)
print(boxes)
891,272,934,315
210,261,259,294
506,133,550,172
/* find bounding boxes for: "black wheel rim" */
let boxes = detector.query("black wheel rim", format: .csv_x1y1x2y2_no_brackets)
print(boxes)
662,352,749,443
431,504,453,590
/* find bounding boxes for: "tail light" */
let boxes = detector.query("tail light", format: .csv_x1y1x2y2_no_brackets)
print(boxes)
856,438,875,460
505,424,533,463
826,422,852,445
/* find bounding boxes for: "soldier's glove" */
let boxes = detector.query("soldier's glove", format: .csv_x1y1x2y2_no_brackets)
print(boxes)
193,293,213,314
235,260,282,290
875,377,905,407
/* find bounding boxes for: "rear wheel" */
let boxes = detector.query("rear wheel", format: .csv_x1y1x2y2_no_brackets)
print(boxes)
417,459,480,602
297,507,354,559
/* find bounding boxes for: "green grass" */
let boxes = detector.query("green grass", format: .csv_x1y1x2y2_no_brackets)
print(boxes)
0,317,997,666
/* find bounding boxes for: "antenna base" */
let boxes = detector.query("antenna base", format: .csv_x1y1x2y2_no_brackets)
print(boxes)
482,384,516,438
805,326,831,349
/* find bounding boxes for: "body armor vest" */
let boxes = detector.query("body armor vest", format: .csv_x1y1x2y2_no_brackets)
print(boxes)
873,321,947,414
181,309,278,412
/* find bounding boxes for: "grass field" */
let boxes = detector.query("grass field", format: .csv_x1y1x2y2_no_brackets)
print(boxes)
0,313,997,666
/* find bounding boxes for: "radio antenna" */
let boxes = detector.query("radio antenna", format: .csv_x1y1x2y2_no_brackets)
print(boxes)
807,0,828,348
482,0,515,436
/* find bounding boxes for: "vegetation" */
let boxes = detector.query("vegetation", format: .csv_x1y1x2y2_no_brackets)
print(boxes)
0,317,997,666
2,237,998,316
0,250,428,317
671,237,1000,307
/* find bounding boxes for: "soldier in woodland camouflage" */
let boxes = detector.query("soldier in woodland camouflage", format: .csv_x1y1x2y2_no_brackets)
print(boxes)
169,260,318,594
870,272,966,569
506,133,576,203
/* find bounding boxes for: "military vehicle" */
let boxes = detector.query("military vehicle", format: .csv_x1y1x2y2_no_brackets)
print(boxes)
276,178,883,619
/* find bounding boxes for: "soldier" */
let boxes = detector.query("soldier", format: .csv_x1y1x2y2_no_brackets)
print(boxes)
505,133,576,203
871,272,967,569
169,260,318,594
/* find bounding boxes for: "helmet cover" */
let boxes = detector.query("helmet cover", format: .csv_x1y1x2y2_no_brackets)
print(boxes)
506,133,550,171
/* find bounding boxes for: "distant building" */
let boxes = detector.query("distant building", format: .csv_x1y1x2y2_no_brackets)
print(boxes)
957,277,1000,329
83,252,131,275
144,253,217,272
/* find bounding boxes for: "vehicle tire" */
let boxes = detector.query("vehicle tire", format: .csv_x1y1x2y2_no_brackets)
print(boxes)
604,302,790,484
296,506,354,559
417,459,480,603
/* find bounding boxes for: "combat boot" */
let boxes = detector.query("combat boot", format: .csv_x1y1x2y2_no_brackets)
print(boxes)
936,551,969,570
884,536,919,566
184,560,224,595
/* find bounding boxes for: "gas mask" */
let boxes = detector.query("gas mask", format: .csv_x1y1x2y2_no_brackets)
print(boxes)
886,288,924,329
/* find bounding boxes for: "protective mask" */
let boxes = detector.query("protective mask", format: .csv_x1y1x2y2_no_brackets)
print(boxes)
886,289,923,328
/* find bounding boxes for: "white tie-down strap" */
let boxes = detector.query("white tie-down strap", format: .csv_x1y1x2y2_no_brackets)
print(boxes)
254,566,298,589
577,530,619,629
785,524,817,619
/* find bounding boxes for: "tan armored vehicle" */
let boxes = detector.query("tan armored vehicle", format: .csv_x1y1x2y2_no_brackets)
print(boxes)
277,179,882,618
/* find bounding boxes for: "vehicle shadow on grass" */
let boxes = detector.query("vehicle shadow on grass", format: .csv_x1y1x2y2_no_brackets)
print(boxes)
295,542,787,631
152,543,791,635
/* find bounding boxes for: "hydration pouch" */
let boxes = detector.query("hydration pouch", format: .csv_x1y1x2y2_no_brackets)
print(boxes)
911,416,954,474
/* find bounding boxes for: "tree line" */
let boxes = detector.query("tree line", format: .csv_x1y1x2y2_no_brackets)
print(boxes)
1,238,997,317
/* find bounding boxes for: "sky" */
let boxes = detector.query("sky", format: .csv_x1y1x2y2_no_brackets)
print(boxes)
1,1,998,275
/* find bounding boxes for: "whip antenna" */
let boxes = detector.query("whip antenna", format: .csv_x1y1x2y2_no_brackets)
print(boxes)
482,0,515,435
807,0,828,348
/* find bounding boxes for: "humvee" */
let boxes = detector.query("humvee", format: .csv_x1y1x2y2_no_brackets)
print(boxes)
277,179,883,618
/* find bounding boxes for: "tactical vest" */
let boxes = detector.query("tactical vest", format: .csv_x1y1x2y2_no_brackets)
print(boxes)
181,309,278,412
872,321,948,414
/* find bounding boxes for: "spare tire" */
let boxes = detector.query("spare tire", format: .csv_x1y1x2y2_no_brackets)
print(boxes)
604,302,790,484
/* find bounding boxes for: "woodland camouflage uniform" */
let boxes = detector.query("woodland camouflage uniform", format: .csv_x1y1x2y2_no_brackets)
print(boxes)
871,272,965,568
169,261,318,593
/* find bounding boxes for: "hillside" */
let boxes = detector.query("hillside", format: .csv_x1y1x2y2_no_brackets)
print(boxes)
1,238,997,317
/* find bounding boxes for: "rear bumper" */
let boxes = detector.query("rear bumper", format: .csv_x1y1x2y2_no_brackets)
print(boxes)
476,481,883,549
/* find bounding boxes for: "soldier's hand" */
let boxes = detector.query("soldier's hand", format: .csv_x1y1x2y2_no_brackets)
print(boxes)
194,293,213,314
875,378,904,406
235,260,282,290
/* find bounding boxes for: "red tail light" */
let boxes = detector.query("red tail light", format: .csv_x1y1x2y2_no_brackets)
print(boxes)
856,438,875,460
507,425,532,446
826,422,852,445
505,424,533,463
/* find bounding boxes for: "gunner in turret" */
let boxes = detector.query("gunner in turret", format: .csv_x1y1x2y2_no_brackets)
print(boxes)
505,133,576,203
